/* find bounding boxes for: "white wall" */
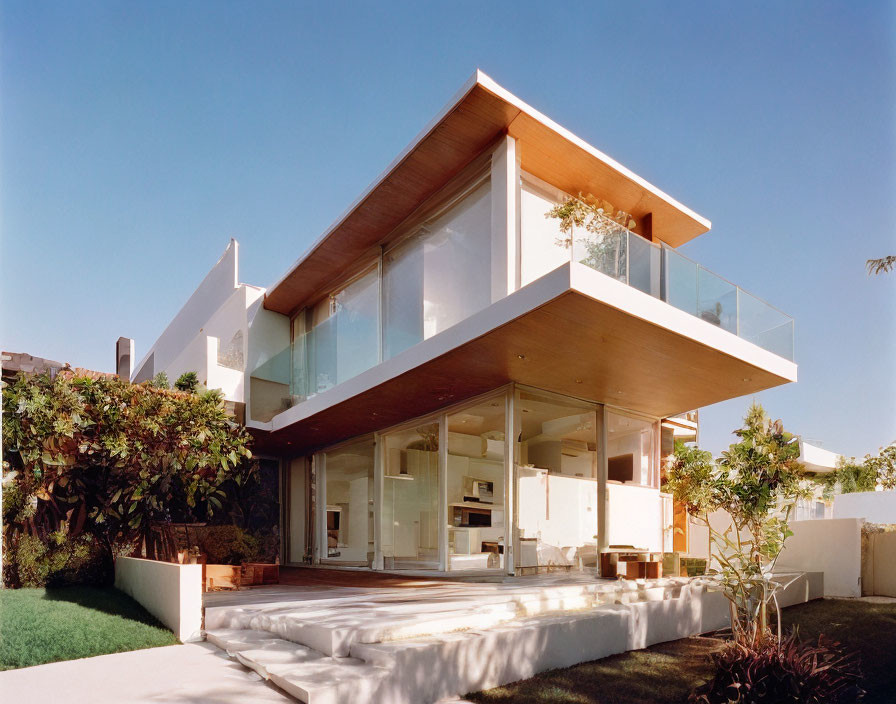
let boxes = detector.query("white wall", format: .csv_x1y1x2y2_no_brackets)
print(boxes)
775,518,863,597
834,491,896,524
606,482,664,552
131,238,271,407
133,240,240,383
114,556,203,642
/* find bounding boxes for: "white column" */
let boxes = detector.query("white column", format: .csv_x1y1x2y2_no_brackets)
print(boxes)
490,135,520,303
438,414,449,572
597,406,609,571
313,453,326,564
505,387,517,575
373,434,384,570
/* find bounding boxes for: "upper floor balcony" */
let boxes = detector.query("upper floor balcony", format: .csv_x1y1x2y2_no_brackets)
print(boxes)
569,214,794,361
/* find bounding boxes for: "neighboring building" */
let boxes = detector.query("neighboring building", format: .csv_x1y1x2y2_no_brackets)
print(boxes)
1,351,67,384
794,439,842,521
133,71,797,576
1,351,117,384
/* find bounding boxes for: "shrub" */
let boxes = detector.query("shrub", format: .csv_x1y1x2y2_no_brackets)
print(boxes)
691,632,863,703
198,525,260,565
4,532,108,588
174,371,199,393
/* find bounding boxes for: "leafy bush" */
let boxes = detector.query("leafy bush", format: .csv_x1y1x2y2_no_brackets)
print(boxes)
198,525,260,565
691,632,863,703
2,371,254,569
4,533,108,588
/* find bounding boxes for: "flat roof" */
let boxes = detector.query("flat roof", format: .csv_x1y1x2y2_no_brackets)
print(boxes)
264,70,711,316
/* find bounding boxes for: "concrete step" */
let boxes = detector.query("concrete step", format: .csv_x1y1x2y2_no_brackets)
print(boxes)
205,628,392,704
269,660,391,704
255,600,522,656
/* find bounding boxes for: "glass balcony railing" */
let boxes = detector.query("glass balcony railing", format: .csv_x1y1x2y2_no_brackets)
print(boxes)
571,220,794,361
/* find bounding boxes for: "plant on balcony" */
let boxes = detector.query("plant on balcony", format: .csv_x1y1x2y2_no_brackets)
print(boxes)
2,370,255,586
547,195,636,276
663,403,810,646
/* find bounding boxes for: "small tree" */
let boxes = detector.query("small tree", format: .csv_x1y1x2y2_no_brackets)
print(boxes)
151,371,170,389
174,371,200,393
664,403,808,646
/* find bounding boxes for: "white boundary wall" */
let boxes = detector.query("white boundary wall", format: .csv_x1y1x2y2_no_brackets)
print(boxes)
115,557,203,642
776,518,863,597
834,491,896,524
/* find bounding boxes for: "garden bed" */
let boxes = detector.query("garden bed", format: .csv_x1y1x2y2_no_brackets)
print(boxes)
0,586,178,670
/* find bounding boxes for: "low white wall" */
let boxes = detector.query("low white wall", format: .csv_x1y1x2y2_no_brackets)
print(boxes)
115,557,203,642
834,491,896,524
776,518,862,597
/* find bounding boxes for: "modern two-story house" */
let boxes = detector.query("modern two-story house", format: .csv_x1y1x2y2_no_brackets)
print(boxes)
132,71,797,578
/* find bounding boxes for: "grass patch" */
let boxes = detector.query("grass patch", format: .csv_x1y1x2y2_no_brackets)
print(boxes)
781,598,896,704
467,599,896,704
0,586,179,670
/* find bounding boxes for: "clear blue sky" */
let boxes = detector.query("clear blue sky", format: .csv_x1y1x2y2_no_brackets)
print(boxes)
2,1,894,458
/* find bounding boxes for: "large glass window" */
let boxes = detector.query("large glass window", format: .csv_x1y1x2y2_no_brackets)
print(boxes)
446,397,506,571
302,265,379,397
516,390,599,572
381,422,440,569
322,438,375,566
383,180,492,359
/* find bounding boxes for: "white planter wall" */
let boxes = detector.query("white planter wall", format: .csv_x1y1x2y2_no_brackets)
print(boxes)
115,557,203,642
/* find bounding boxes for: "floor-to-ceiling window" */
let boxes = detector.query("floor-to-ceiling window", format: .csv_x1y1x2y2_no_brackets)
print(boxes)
321,437,375,567
446,395,506,571
605,409,664,552
383,179,492,359
515,389,599,572
301,265,379,397
381,422,441,569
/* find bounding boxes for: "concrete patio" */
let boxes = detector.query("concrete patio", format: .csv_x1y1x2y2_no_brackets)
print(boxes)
201,569,824,704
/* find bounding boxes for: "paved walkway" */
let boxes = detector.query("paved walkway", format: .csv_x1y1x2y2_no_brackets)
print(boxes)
0,642,294,704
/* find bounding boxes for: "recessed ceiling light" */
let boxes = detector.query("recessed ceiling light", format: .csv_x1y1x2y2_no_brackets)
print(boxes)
517,354,526,359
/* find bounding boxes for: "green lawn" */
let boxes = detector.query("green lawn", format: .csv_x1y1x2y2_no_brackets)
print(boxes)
0,586,179,670
467,599,896,704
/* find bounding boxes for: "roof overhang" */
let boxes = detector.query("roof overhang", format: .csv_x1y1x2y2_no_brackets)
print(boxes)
264,70,711,316
252,263,795,455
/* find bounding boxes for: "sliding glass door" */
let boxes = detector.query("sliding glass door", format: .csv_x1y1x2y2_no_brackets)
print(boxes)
321,437,375,567
380,422,440,569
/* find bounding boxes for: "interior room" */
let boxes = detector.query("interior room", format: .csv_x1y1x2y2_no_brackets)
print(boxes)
516,389,600,572
446,396,506,571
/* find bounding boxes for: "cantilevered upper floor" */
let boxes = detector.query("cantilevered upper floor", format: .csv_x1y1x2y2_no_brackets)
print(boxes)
243,71,796,451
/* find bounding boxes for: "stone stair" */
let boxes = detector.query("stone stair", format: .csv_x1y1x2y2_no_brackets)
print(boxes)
206,628,392,704
202,577,732,703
